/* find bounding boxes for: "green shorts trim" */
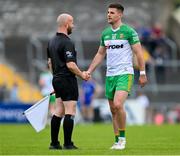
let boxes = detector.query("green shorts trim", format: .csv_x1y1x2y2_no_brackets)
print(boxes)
105,74,134,100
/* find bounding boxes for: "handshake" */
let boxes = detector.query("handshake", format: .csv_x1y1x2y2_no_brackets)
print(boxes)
81,71,91,81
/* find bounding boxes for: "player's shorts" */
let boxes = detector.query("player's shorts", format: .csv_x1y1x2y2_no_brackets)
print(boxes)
105,74,134,100
50,94,56,104
84,96,93,107
52,76,78,101
42,94,55,104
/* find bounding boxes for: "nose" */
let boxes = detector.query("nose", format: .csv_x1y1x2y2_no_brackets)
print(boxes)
107,14,111,19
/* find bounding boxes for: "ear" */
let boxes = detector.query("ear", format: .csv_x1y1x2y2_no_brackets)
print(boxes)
119,12,123,18
65,23,69,29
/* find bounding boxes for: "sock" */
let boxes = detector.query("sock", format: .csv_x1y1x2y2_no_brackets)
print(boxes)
63,114,74,146
50,115,62,145
115,134,119,143
119,129,125,138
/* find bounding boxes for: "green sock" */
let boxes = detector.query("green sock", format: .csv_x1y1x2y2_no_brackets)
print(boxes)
119,129,125,138
115,135,119,143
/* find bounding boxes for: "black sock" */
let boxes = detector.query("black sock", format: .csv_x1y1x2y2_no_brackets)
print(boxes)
50,115,62,146
63,114,74,146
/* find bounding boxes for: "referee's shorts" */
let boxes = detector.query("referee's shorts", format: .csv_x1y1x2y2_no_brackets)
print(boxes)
52,76,78,101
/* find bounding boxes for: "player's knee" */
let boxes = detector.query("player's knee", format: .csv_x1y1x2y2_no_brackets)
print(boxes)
111,109,116,115
114,102,124,111
110,105,117,115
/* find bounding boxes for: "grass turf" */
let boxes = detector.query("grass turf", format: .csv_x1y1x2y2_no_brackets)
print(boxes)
0,123,180,155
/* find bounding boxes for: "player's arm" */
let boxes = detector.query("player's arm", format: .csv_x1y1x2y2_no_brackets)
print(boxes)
132,43,147,87
87,46,106,74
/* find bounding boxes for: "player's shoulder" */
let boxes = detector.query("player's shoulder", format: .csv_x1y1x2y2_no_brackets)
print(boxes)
121,24,136,32
101,27,112,35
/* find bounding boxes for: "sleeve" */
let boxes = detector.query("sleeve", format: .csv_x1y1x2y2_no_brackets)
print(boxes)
128,28,140,45
100,32,105,47
64,41,76,63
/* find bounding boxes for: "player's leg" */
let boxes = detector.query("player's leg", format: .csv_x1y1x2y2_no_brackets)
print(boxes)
81,103,88,121
112,74,134,150
63,100,78,149
113,90,128,150
105,76,119,149
108,91,127,150
84,101,94,122
108,99,120,149
114,90,128,133
87,104,94,122
49,94,56,115
49,97,64,149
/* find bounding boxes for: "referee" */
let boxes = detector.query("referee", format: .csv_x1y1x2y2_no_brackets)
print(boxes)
47,13,90,150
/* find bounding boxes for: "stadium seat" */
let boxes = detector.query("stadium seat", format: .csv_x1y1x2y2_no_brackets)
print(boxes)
0,63,42,103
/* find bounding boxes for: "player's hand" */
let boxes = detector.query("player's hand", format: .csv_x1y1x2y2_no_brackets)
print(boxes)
138,75,147,87
82,71,91,81
86,71,92,80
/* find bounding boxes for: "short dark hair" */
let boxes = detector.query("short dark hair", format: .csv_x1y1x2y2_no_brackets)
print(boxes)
108,3,124,12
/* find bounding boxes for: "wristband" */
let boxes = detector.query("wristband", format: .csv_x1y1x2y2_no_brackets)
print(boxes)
140,71,146,75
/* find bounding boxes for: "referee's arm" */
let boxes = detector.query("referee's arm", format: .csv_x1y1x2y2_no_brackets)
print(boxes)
66,62,89,80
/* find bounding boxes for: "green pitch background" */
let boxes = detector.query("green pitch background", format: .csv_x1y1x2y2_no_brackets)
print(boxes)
0,124,180,155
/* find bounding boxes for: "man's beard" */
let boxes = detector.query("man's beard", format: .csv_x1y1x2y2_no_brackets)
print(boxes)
67,26,72,35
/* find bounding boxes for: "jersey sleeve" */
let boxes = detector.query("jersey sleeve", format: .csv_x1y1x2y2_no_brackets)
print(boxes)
64,41,76,63
100,32,105,46
128,28,140,45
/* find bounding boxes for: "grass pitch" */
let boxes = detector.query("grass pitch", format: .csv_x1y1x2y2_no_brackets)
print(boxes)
0,123,180,155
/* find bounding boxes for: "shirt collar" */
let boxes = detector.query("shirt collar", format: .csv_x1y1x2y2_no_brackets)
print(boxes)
111,26,120,32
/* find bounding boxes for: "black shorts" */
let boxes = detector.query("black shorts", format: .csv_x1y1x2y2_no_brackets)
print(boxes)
52,76,78,101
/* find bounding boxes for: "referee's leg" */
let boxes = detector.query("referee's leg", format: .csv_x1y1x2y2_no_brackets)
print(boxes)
63,100,78,149
49,98,64,150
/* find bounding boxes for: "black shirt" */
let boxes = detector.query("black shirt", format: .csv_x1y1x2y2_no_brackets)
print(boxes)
47,33,77,77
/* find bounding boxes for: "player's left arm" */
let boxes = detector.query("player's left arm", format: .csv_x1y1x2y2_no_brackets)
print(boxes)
132,43,148,87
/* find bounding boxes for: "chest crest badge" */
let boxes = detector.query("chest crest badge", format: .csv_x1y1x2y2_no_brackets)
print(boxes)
112,34,117,40
120,34,124,39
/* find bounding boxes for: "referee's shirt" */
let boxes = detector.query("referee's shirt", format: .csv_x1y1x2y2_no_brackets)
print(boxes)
47,32,77,78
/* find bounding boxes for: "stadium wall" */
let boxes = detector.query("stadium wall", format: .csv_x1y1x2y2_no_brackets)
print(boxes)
0,0,173,39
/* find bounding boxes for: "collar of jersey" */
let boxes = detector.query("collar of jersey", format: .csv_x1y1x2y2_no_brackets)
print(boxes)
111,23,124,32
111,26,120,32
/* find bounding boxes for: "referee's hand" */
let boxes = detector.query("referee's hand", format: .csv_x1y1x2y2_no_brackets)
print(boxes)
82,71,91,81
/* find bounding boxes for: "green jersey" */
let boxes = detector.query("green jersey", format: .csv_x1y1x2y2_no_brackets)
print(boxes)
100,24,140,76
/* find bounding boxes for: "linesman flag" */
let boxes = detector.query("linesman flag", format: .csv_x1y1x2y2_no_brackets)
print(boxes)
23,95,50,132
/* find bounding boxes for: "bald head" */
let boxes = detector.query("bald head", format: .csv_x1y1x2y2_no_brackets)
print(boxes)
56,13,74,35
57,13,73,27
